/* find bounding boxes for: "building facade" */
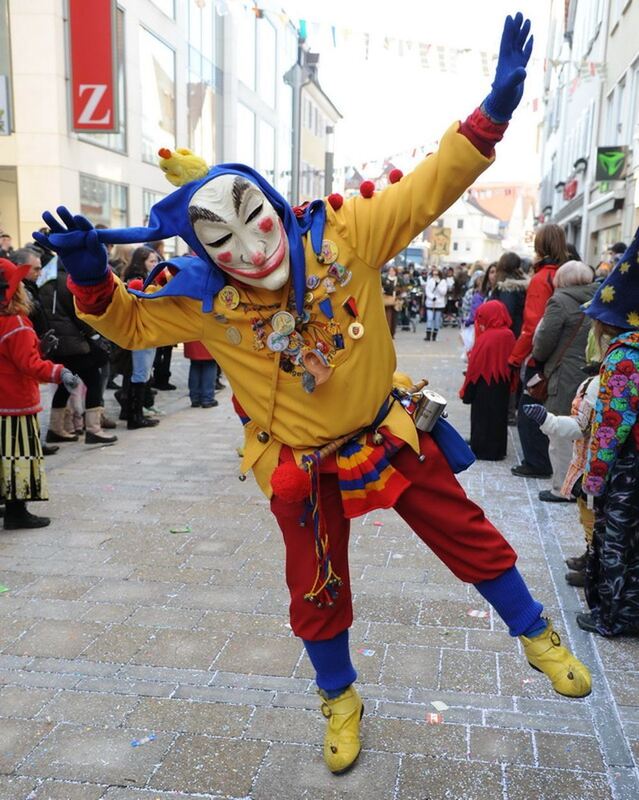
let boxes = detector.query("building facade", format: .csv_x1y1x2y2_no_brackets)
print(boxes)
539,0,639,265
0,0,322,250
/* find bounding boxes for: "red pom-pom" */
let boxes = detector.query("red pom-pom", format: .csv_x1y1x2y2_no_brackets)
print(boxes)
359,180,375,198
270,462,311,502
327,193,344,211
127,278,144,291
389,168,403,184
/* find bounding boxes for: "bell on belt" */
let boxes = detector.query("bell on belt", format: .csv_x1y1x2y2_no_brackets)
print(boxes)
257,431,270,443
413,390,447,432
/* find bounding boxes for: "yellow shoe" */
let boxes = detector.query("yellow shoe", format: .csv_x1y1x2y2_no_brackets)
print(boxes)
520,620,592,698
319,685,364,774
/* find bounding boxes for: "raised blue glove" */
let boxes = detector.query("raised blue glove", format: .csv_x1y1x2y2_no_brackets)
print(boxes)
483,12,533,123
523,404,547,427
33,207,109,286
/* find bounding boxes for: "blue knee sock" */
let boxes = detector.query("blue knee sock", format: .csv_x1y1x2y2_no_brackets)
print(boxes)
303,629,357,696
474,566,546,637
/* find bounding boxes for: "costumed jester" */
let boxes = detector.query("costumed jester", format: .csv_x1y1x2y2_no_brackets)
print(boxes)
36,13,591,775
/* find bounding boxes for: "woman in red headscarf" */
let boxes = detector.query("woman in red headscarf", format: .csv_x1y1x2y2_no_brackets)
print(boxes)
460,300,516,460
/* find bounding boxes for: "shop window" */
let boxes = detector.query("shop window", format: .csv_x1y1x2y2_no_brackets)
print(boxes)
140,27,176,164
80,174,128,228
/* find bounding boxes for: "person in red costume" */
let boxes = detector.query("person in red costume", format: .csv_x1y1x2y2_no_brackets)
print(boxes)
35,14,592,777
509,224,569,477
0,259,80,530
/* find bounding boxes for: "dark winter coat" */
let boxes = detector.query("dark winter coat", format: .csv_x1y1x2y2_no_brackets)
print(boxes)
39,264,93,357
22,278,50,339
489,276,529,338
531,282,597,415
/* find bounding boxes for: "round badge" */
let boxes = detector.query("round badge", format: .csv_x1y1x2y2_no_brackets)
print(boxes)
304,291,315,306
320,239,339,264
348,321,365,340
271,310,296,335
323,277,336,294
306,274,321,290
226,326,242,345
219,286,240,310
267,332,290,352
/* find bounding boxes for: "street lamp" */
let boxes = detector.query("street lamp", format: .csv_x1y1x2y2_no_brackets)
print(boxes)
283,35,311,205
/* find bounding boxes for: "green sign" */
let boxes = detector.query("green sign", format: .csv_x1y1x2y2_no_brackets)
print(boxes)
595,147,627,181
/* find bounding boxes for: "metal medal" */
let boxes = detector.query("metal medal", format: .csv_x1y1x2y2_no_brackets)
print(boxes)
226,326,242,345
266,331,290,352
219,285,240,310
320,240,339,264
271,310,296,335
306,274,321,289
347,321,365,340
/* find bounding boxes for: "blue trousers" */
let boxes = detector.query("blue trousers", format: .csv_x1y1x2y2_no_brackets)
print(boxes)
426,308,443,331
131,348,156,384
188,360,217,404
517,365,552,473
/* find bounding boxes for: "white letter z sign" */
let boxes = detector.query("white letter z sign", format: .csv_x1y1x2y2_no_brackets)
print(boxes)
77,84,111,126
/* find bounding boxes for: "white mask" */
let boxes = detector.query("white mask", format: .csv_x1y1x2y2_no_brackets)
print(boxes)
189,174,290,291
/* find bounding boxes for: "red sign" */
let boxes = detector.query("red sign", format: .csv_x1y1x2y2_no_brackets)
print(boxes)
563,179,578,201
69,0,117,132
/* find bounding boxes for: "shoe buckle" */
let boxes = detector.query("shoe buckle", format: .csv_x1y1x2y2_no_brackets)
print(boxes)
321,703,332,719
550,631,561,647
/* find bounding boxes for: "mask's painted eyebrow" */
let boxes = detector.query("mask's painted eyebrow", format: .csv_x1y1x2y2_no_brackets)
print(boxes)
188,206,227,226
232,178,251,217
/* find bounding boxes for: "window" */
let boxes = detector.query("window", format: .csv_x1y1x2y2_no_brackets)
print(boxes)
257,120,275,182
452,242,458,251
79,6,126,153
237,8,256,91
80,174,128,228
457,219,464,229
0,0,12,134
236,103,255,165
256,16,276,107
149,0,175,18
187,0,220,165
139,28,176,164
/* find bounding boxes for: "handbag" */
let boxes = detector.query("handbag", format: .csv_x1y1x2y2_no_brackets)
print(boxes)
526,313,586,403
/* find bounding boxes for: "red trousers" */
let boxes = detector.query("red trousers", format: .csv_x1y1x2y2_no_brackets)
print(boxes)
270,432,517,641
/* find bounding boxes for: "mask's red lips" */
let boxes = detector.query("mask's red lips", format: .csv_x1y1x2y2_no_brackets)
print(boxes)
219,219,287,279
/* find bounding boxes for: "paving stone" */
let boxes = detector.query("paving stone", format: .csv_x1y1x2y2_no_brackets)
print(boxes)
6,620,104,659
81,625,152,663
28,658,119,678
74,677,175,698
439,648,497,694
212,633,302,677
505,765,613,800
127,606,205,629
117,665,211,686
80,604,136,625
15,576,98,601
0,775,37,800
252,742,399,800
19,723,173,784
418,599,492,629
126,697,251,736
0,718,51,772
36,690,139,727
469,726,535,764
398,754,503,800
174,684,275,706
0,669,80,691
244,705,323,745
132,629,226,670
485,709,595,735
534,730,606,772
607,671,639,708
0,686,56,719
149,733,267,796
381,644,440,689
368,621,466,649
29,780,107,799
211,670,310,693
365,715,467,757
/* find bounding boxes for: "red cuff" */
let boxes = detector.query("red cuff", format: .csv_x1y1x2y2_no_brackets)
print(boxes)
67,271,116,315
459,107,508,159
51,363,64,383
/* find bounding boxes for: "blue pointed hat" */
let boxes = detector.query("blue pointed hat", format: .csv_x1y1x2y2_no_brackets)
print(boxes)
92,164,326,316
584,225,639,329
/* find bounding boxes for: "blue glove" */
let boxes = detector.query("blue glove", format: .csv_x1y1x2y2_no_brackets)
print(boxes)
523,404,547,426
483,12,533,123
33,207,109,286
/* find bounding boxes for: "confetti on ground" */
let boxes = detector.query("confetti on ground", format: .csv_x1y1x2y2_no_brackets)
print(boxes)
426,712,443,724
430,701,449,712
467,609,488,618
0,585,8,594
104,485,115,491
169,526,191,534
356,648,375,656
392,553,403,559
373,521,384,527
522,678,534,685
131,734,156,747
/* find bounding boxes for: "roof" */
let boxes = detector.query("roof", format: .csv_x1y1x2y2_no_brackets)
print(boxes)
465,194,502,220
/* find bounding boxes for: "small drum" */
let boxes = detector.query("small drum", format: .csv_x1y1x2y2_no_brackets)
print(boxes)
413,389,447,432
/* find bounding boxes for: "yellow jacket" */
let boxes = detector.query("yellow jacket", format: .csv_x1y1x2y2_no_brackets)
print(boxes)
78,122,492,496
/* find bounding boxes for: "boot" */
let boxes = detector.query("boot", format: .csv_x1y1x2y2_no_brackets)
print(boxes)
4,500,50,530
432,329,438,341
85,408,118,444
46,407,78,443
143,382,157,409
565,551,587,571
41,443,59,455
114,377,130,421
127,383,160,429
424,329,432,341
520,619,591,698
100,412,117,430
319,686,364,774
565,570,585,587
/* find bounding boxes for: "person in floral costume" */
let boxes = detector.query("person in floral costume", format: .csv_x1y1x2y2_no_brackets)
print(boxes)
580,227,639,636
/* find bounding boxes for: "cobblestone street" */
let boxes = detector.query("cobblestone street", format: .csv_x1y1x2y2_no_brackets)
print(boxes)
1,327,638,800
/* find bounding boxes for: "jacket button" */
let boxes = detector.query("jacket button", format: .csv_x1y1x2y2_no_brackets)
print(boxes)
257,431,270,444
